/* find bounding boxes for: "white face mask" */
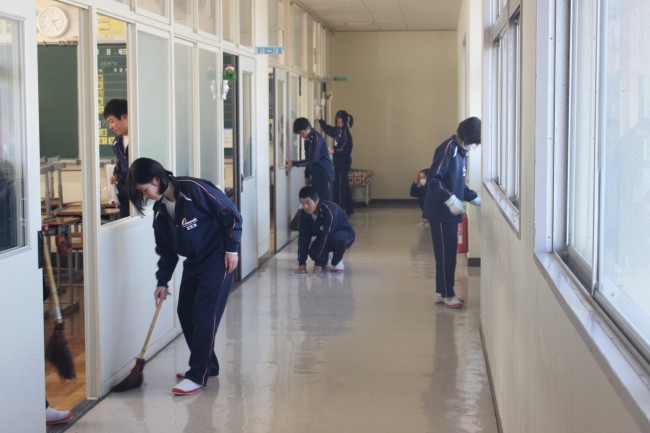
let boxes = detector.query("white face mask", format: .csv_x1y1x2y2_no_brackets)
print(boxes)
461,143,478,151
419,178,427,186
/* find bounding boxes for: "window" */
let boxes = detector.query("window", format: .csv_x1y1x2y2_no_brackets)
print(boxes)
174,41,194,176
561,0,650,360
0,17,26,253
292,4,303,69
488,4,521,218
198,0,217,35
137,31,170,167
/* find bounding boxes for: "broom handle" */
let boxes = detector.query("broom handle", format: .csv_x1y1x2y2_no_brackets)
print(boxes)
43,242,64,324
138,301,163,359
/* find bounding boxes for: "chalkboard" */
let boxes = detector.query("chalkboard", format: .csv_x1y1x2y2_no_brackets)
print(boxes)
38,45,79,159
97,44,128,158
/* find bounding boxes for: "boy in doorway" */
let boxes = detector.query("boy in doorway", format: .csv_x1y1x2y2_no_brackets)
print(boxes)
103,99,130,218
285,118,335,201
294,186,355,275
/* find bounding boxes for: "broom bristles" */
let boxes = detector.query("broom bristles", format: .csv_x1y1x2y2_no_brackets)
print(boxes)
45,323,76,380
112,358,146,392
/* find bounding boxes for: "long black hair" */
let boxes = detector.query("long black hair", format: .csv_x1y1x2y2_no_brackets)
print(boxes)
126,157,173,215
335,110,354,128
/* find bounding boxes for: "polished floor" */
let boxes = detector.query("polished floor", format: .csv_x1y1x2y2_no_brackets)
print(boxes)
66,205,498,433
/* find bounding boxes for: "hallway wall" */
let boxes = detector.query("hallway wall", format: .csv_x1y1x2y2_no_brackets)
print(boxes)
331,31,458,200
480,0,646,431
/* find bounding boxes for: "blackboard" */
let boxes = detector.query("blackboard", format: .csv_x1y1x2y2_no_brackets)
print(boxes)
38,45,79,159
97,44,128,158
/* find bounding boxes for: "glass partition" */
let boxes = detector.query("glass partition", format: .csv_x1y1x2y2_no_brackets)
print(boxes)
137,31,170,166
199,0,217,35
174,41,194,176
0,17,26,253
199,49,220,184
97,14,129,220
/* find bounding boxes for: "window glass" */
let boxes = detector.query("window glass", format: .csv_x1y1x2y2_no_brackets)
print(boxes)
597,0,650,349
137,0,167,17
199,0,217,35
199,49,220,184
0,18,26,253
277,78,286,166
137,31,170,166
292,4,303,69
97,15,129,220
174,0,192,27
489,8,521,214
222,0,235,42
289,75,300,160
240,0,252,47
242,72,252,177
174,42,194,176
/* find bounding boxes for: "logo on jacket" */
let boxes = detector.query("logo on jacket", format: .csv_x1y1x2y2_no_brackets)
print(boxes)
181,217,198,231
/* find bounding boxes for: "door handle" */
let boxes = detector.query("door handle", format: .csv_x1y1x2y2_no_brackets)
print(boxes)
240,173,244,193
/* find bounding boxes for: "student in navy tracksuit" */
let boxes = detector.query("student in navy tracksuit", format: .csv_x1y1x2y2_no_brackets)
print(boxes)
103,99,130,219
286,117,335,201
410,168,429,225
295,186,355,275
423,117,482,308
127,157,242,395
318,110,354,215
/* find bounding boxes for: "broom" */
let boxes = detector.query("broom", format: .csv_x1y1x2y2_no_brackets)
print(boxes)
112,301,163,392
43,243,76,379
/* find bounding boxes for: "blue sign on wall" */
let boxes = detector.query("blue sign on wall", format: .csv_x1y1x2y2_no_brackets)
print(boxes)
256,46,283,55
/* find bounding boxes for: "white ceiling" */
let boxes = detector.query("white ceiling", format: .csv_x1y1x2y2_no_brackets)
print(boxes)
296,0,462,32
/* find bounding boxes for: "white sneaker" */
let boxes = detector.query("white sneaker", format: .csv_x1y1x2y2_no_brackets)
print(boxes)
332,260,345,273
172,378,204,395
444,296,463,308
434,293,444,304
46,407,73,426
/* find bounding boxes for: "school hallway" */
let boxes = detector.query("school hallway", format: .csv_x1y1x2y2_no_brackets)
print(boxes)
62,205,498,433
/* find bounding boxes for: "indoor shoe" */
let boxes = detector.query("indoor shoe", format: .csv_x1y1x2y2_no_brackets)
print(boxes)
434,293,444,304
444,296,464,309
176,371,218,380
172,378,203,396
46,407,73,426
331,260,344,273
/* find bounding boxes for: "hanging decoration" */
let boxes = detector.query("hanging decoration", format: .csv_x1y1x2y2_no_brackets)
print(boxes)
222,65,236,100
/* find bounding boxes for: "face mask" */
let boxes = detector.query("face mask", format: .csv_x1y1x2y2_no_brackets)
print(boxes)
419,178,426,186
462,143,478,151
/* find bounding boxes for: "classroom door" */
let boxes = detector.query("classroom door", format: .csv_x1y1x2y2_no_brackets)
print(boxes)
273,68,291,250
0,2,50,431
236,56,258,278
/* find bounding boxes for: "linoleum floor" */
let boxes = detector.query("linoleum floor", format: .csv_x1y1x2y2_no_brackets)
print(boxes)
66,205,498,433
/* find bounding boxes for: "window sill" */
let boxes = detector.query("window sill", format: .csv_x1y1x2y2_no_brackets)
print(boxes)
484,180,520,237
534,251,650,431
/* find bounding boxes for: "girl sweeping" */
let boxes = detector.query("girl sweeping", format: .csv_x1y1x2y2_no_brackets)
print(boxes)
127,158,242,395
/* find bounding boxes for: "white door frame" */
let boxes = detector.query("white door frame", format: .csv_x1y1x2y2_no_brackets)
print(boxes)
237,55,258,278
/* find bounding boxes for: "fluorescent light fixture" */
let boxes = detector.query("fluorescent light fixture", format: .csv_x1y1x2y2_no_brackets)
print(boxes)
345,22,374,26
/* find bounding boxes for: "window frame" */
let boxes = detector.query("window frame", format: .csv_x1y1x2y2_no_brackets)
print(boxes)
485,1,522,234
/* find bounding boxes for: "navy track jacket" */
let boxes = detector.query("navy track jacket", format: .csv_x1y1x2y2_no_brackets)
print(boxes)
293,128,335,182
298,200,354,266
318,119,353,165
152,176,242,287
423,136,478,224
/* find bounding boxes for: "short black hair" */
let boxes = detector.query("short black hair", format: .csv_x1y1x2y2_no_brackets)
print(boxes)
457,116,481,144
299,186,319,201
293,117,311,134
126,157,173,215
103,99,128,119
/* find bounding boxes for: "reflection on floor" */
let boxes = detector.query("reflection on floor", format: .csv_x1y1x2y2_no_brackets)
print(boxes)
66,204,498,433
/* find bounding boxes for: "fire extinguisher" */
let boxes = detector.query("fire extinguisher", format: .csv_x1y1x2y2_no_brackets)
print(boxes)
457,214,468,253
